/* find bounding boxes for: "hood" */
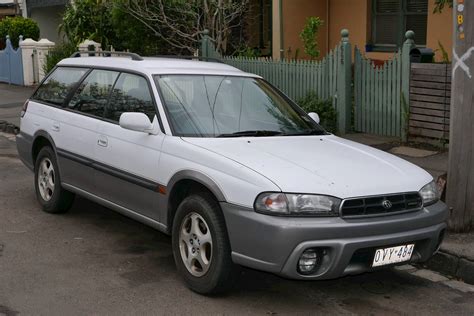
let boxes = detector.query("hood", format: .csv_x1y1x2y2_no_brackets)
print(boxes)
182,135,433,199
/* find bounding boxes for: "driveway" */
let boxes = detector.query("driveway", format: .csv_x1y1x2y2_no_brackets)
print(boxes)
0,134,473,315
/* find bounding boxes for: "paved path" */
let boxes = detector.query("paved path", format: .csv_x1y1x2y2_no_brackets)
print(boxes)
0,135,473,315
0,83,34,127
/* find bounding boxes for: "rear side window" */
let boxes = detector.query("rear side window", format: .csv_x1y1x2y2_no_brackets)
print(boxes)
33,67,89,106
67,69,119,117
105,73,156,122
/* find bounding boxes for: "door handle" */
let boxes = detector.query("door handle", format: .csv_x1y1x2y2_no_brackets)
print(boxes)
97,135,108,147
52,121,60,132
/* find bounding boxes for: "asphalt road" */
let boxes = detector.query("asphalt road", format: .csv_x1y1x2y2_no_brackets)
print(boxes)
0,135,473,315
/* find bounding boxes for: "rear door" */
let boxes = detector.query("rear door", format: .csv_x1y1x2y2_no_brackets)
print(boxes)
29,67,98,192
94,72,165,221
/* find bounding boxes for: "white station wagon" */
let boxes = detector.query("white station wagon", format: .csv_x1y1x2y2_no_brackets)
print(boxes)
17,52,448,294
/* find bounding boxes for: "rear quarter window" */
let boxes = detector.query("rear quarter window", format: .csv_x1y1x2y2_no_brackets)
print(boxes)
33,67,89,106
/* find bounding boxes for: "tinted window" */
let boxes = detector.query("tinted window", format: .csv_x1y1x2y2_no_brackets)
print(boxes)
105,73,155,122
67,69,119,117
33,67,88,106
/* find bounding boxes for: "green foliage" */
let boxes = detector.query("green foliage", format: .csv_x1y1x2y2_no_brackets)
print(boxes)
43,42,78,75
60,0,115,48
297,92,337,133
0,17,40,48
235,45,261,58
437,41,450,63
299,17,323,59
109,2,165,55
433,0,453,14
60,0,167,55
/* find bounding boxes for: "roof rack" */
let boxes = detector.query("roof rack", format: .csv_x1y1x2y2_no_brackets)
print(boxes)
70,51,144,61
151,55,223,63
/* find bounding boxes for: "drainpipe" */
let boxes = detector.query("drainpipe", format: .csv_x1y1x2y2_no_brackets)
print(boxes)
279,0,284,59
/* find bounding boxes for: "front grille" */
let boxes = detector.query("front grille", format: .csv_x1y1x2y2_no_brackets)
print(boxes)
340,192,422,218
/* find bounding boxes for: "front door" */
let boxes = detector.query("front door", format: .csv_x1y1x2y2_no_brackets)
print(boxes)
94,72,165,221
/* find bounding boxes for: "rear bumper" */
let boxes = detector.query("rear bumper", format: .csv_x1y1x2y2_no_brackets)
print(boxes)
221,201,448,280
16,132,34,171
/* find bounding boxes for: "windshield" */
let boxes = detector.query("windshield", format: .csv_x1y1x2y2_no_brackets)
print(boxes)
154,75,326,137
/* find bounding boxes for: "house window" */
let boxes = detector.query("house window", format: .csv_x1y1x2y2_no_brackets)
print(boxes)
372,0,428,51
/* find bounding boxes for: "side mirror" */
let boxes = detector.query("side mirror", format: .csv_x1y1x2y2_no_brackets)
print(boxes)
119,112,153,133
308,112,320,124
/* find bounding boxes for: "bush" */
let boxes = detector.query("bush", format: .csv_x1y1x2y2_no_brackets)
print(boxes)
297,92,337,133
0,17,40,48
43,42,77,75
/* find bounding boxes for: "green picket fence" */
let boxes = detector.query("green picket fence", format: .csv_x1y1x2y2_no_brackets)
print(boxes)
200,30,415,137
221,47,341,105
354,48,402,137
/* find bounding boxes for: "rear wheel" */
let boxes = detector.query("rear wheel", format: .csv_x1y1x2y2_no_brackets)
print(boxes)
34,146,75,213
172,193,236,295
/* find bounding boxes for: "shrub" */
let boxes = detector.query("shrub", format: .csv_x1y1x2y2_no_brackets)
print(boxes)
297,92,337,133
0,17,40,48
43,42,77,75
299,17,323,59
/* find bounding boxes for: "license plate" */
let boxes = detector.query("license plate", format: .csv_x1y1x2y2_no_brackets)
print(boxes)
372,244,414,267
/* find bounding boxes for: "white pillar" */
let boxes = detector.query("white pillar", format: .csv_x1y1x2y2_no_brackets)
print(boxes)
36,39,55,81
19,38,38,86
78,40,102,56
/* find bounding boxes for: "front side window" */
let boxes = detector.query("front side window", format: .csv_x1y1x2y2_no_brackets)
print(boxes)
105,73,156,122
67,69,119,117
33,67,89,106
155,75,325,137
372,0,428,49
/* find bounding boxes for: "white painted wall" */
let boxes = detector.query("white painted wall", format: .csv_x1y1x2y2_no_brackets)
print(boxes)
29,5,65,43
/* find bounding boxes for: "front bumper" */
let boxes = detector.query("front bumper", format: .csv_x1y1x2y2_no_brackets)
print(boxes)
221,201,448,280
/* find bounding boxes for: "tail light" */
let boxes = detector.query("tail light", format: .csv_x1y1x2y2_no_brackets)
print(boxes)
20,100,29,117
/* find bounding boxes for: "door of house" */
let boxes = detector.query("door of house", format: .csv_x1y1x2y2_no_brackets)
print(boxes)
0,36,24,85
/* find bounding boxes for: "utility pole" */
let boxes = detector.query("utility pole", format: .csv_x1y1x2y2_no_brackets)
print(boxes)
447,0,474,232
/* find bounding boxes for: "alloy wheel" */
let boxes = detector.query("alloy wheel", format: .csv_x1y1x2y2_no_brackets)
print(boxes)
179,212,213,277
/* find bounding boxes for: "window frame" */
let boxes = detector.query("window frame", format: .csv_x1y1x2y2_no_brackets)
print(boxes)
31,65,165,133
370,0,428,52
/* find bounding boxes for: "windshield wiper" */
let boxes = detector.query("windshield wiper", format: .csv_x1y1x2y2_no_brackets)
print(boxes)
216,130,284,138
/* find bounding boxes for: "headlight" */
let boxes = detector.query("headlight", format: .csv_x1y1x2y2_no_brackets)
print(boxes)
254,192,341,216
419,181,439,206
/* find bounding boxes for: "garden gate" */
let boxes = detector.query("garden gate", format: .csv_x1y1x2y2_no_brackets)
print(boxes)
353,31,415,139
0,35,24,85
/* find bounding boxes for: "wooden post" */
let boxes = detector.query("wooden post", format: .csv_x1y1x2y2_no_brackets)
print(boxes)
401,30,416,142
447,0,474,232
338,29,352,134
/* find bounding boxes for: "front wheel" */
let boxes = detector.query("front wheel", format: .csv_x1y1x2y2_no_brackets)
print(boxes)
172,193,237,295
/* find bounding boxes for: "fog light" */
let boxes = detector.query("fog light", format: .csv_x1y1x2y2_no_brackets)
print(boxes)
298,249,319,275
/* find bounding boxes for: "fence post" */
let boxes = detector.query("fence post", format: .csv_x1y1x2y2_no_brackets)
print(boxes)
401,30,415,142
338,29,352,134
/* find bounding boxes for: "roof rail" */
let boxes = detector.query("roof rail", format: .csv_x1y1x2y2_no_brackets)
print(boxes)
69,51,144,61
151,55,223,63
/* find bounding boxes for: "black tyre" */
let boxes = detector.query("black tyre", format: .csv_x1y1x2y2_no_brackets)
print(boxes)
172,192,236,295
34,146,75,213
